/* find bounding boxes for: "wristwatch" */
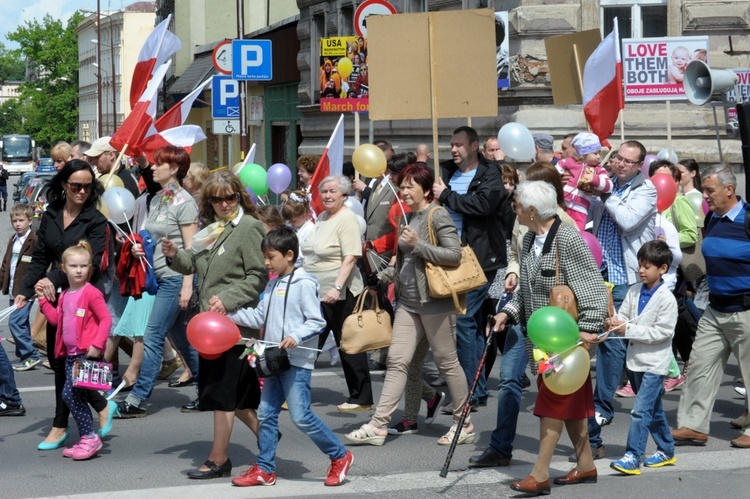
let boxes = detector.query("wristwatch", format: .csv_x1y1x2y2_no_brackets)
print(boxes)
334,284,343,292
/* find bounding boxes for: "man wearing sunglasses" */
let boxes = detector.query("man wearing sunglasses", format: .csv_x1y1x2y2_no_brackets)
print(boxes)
84,137,139,198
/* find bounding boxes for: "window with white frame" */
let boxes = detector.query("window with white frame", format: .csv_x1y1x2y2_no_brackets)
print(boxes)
601,0,668,39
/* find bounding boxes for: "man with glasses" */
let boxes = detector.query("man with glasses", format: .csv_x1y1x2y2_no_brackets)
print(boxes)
85,137,139,198
580,140,657,460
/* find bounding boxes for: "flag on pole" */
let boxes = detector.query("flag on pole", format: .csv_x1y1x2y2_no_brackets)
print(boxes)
232,143,257,175
154,78,211,132
310,114,345,215
138,125,207,163
111,61,171,154
583,19,624,149
130,14,181,110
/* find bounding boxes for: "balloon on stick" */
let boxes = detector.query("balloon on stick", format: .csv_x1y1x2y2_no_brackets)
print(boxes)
542,346,590,395
99,172,124,189
187,311,241,355
527,306,580,353
267,163,292,195
497,123,536,161
641,154,659,178
657,148,679,164
579,231,603,268
343,196,365,218
239,163,268,196
102,187,136,224
651,173,678,213
352,144,387,178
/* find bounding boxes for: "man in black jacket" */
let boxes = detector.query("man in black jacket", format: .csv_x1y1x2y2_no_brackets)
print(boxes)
0,163,8,211
433,126,507,406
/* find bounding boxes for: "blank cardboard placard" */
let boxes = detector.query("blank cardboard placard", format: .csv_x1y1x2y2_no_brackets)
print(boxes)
368,9,497,120
545,29,602,106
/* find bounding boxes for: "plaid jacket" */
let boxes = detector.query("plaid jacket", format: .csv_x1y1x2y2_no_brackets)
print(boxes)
503,217,608,334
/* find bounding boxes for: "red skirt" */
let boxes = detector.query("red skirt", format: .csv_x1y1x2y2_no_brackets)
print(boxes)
533,373,594,420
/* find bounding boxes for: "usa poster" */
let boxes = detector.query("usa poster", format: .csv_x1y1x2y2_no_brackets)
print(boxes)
319,36,370,112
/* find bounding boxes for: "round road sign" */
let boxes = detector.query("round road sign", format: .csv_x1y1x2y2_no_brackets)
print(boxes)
354,0,397,38
212,40,233,75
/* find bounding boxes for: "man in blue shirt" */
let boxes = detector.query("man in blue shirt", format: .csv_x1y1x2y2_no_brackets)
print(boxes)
673,164,750,449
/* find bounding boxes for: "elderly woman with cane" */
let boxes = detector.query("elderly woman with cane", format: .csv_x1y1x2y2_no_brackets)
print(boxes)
489,180,608,496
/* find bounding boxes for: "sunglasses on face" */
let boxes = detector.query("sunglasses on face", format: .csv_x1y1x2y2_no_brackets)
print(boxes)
209,193,239,205
66,182,93,193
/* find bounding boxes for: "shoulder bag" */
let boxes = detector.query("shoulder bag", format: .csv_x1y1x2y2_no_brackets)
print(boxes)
423,207,488,313
549,240,579,322
341,289,392,354
254,271,293,378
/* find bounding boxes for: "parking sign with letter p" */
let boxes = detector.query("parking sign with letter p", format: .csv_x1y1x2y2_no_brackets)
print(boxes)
232,40,273,81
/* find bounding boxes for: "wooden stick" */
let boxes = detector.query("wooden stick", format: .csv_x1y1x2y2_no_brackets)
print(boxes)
619,108,625,143
104,143,129,189
573,44,584,105
428,16,440,179
354,112,361,180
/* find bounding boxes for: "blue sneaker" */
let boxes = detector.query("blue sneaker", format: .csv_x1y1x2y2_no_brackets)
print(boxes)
610,452,641,475
643,451,676,468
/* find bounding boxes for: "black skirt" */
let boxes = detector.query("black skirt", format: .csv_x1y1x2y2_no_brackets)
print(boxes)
198,344,260,411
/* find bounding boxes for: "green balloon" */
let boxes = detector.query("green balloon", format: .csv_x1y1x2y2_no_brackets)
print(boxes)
527,306,579,353
239,163,268,196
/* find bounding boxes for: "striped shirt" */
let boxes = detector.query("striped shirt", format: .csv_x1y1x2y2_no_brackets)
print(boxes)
445,167,477,237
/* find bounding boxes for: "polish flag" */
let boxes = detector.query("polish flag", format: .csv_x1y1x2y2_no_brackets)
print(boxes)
233,143,257,175
154,78,211,132
310,114,345,215
129,14,182,110
583,19,624,149
138,125,207,163
111,61,171,154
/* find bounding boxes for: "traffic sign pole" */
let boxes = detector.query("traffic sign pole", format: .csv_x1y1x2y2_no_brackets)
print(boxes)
236,0,248,157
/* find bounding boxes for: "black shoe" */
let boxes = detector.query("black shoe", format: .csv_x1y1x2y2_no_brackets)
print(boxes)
388,420,419,435
476,396,488,407
181,398,200,413
522,374,531,389
114,401,146,419
469,447,511,468
425,391,446,425
0,401,26,416
187,458,232,479
168,377,197,388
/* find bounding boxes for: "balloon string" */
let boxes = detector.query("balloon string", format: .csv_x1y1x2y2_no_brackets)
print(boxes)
383,176,409,227
252,339,323,352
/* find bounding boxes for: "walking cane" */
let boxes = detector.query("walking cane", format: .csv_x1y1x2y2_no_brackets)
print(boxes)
439,315,496,478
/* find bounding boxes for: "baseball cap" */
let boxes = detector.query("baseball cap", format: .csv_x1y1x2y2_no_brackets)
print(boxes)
532,133,554,150
84,136,117,157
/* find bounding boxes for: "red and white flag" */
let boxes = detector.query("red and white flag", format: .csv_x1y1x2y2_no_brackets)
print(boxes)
111,61,171,154
129,14,181,110
233,143,257,176
310,114,345,215
154,78,211,132
583,19,624,149
139,125,207,163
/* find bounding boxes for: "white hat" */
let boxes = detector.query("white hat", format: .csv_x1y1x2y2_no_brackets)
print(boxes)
84,136,117,157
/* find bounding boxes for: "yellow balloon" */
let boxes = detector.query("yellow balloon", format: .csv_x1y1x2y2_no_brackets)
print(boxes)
98,172,124,190
542,346,590,396
337,57,353,80
97,199,109,219
352,144,387,178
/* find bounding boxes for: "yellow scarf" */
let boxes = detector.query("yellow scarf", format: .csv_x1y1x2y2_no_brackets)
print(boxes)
191,206,242,253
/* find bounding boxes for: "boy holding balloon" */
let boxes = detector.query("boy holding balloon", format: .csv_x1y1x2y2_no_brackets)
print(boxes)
607,240,678,475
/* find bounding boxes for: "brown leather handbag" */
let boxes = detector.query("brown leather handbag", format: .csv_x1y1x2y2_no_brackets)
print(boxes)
340,290,393,354
549,241,579,321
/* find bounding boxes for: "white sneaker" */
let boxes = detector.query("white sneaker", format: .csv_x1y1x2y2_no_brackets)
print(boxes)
735,386,747,397
13,358,41,371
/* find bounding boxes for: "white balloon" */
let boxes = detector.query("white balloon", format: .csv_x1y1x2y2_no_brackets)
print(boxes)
344,196,365,218
357,215,366,237
497,123,536,161
102,187,136,225
657,148,679,164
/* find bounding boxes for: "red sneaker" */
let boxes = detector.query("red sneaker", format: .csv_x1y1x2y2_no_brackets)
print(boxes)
325,450,353,486
231,464,276,487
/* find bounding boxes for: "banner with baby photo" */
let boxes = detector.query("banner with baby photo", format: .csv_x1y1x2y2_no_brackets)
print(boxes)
622,36,709,102
319,36,370,113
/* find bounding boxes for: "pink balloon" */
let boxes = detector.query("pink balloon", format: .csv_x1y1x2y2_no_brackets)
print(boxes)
702,199,709,215
641,154,658,179
579,230,603,268
651,173,678,213
187,311,241,355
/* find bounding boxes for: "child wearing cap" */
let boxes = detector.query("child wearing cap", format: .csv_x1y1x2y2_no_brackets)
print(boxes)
555,132,612,230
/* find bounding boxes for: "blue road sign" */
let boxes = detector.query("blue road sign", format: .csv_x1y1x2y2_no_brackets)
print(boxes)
232,39,272,81
211,75,240,119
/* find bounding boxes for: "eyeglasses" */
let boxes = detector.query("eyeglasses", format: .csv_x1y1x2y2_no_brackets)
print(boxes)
209,193,239,205
66,182,93,193
615,154,641,167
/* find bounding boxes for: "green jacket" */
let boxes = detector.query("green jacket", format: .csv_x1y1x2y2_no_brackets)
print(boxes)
170,214,268,338
664,194,698,248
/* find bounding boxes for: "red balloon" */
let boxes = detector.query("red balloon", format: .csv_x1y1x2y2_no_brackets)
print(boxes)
187,311,241,355
651,173,678,213
200,352,222,360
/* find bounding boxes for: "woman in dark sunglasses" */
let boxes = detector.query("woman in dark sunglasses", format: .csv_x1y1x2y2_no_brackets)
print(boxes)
14,158,114,450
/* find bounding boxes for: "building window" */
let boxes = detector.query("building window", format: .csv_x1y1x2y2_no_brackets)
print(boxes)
601,0,667,39
340,6,353,36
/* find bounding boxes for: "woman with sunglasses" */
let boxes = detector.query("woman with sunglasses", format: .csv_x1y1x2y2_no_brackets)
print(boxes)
15,159,116,449
114,146,200,418
163,170,267,479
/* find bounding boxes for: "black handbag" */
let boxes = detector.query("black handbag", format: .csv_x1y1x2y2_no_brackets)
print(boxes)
254,270,294,378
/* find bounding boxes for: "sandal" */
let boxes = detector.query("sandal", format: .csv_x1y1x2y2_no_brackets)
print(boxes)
437,422,476,446
337,402,372,412
345,423,386,446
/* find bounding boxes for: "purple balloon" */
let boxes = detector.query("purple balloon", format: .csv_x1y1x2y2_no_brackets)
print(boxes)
579,230,603,268
267,163,292,195
641,154,658,178
245,187,258,204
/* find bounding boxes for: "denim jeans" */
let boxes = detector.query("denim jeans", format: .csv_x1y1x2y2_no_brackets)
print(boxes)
588,283,628,447
0,341,22,405
257,366,345,474
625,371,674,458
126,275,198,407
8,298,37,362
488,324,528,457
456,279,491,403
